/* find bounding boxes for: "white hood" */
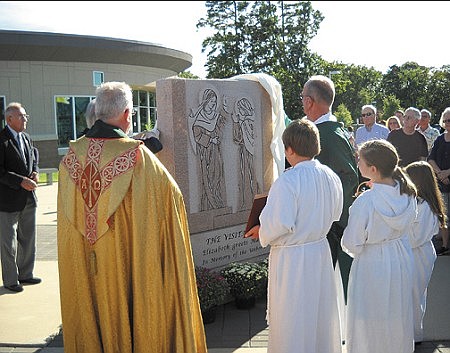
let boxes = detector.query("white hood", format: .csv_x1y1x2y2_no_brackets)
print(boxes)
370,182,417,232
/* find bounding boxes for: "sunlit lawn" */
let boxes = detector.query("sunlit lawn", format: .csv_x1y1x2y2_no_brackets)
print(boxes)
38,171,58,184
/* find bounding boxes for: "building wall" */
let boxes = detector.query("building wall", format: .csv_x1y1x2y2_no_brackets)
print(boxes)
0,60,177,168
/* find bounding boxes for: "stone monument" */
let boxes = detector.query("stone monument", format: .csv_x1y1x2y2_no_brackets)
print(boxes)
156,75,285,270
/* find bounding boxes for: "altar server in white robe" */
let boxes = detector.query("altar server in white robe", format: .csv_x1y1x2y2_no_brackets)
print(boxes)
245,118,343,353
342,139,417,353
405,161,446,345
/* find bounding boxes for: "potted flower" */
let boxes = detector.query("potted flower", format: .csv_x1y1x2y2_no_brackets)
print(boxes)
195,266,230,324
259,257,269,278
221,261,268,309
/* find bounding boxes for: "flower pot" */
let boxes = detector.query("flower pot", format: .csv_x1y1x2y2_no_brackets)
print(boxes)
234,296,256,310
202,306,217,324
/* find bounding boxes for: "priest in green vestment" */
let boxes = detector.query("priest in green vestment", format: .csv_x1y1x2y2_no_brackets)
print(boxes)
301,75,359,301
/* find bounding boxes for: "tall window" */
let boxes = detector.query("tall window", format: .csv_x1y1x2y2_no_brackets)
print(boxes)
55,96,95,148
0,96,5,129
132,90,157,133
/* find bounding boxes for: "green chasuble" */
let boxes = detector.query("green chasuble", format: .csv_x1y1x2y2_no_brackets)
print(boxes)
316,120,358,301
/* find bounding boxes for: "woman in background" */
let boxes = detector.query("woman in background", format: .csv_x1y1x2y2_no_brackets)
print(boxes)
385,115,401,131
405,161,447,345
427,107,450,255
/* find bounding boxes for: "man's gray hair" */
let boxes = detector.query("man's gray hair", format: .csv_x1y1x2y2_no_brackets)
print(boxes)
405,107,421,119
305,75,335,107
4,102,23,117
95,82,132,121
362,104,377,115
85,99,97,128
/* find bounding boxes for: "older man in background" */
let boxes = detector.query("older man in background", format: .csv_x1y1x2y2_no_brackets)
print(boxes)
417,109,440,153
354,104,390,148
0,102,40,293
387,107,428,167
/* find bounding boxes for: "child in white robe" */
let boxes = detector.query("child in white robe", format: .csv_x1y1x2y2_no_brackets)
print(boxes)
341,139,417,353
405,161,447,345
245,118,344,353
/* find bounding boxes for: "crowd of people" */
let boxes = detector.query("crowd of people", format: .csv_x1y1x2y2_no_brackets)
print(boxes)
1,75,449,352
246,75,449,353
349,98,449,257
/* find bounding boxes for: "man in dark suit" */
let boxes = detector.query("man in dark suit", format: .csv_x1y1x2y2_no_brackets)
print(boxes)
0,102,41,292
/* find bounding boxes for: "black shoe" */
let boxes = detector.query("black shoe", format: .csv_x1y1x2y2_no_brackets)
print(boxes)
437,246,449,256
5,284,24,292
19,277,42,285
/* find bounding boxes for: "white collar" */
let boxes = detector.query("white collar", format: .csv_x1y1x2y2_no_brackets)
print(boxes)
315,112,336,125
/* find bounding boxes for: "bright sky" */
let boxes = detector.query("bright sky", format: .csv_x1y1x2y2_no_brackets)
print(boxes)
1,1,449,78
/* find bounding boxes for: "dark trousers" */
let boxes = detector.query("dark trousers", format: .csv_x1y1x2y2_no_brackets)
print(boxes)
0,196,37,286
327,223,352,303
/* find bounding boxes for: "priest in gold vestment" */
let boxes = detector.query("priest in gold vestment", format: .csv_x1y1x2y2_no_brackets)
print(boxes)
57,81,207,353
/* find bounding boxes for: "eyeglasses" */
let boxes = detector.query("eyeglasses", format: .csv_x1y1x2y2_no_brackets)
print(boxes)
361,112,373,118
404,115,416,121
443,119,450,123
300,93,311,101
127,108,137,116
14,114,30,120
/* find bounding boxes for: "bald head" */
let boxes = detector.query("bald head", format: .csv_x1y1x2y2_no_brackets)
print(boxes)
302,75,336,121
304,75,335,108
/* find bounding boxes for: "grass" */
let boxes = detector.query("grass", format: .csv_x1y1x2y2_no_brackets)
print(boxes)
38,171,59,184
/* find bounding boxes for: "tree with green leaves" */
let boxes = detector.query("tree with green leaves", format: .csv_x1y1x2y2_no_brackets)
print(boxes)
334,103,353,127
178,71,200,79
326,63,383,122
195,2,450,123
381,62,430,109
197,1,250,78
426,65,450,124
197,1,324,120
381,95,402,121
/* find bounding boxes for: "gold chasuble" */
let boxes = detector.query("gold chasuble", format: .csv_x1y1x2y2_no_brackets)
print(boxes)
57,136,206,353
